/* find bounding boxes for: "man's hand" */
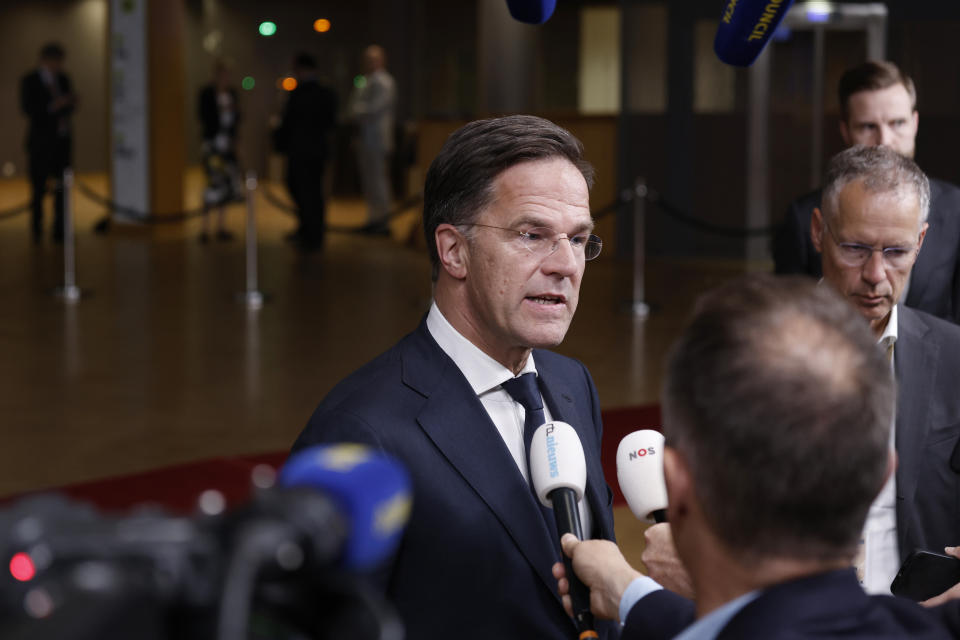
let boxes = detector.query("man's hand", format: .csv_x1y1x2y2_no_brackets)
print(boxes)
921,546,960,608
551,534,641,622
641,523,695,599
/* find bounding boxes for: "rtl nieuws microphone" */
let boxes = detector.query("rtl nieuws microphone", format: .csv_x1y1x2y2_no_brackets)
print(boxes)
530,421,598,640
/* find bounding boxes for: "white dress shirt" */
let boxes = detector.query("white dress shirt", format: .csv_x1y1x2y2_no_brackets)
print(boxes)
860,304,900,594
425,302,594,536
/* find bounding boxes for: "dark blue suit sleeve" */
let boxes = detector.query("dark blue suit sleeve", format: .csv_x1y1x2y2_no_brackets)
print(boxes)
621,589,696,640
293,407,386,453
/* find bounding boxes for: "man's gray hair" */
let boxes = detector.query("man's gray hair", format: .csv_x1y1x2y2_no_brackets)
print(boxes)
822,145,930,227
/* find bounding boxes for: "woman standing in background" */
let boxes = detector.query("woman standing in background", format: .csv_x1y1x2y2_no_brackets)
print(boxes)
197,60,241,243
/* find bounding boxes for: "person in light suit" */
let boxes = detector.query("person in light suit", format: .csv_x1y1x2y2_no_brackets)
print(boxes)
349,44,396,236
293,115,616,639
553,274,952,640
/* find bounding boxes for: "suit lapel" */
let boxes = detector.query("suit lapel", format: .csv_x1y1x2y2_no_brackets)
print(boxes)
537,357,613,542
895,306,939,551
400,324,564,599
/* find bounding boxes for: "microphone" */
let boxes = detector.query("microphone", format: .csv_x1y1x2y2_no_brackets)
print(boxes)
714,0,795,66
278,443,412,571
616,430,668,523
529,422,597,639
505,0,557,24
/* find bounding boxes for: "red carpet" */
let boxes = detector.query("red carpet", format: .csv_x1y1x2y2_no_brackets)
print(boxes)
37,405,661,514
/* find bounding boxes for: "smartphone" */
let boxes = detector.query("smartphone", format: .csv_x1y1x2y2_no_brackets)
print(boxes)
890,549,960,601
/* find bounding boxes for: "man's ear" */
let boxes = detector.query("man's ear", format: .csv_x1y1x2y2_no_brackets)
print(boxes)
916,220,929,254
435,223,469,280
839,118,851,147
811,207,825,254
664,446,693,525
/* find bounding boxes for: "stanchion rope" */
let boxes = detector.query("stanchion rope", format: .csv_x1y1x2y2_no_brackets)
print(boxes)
0,201,30,221
592,183,776,237
263,187,424,233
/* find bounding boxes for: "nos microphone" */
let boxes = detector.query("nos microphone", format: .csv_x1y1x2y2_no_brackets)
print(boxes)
616,430,668,523
714,0,795,66
529,422,597,639
278,443,412,571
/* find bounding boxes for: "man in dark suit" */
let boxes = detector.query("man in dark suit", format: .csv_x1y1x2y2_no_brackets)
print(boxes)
773,61,960,324
553,274,951,640
809,146,960,592
292,115,616,638
273,52,337,252
20,42,76,244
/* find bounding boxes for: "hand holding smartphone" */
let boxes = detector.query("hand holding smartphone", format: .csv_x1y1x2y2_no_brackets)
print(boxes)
890,549,960,602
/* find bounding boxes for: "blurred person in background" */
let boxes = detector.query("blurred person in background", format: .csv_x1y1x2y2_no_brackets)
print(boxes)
349,44,396,237
273,52,338,253
21,42,76,245
197,59,241,243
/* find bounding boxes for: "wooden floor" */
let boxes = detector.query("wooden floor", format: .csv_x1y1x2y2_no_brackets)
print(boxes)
0,169,763,565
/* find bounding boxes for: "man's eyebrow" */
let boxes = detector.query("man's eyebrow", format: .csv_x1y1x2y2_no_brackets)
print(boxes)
510,216,595,234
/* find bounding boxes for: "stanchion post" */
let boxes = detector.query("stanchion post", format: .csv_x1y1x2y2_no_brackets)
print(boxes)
57,168,81,303
630,177,650,318
241,170,264,310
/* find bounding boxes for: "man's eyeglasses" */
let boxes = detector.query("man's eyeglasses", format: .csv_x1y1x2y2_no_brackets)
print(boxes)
462,224,603,261
822,219,919,269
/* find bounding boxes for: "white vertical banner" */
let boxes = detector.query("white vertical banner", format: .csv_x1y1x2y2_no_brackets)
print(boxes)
110,0,149,220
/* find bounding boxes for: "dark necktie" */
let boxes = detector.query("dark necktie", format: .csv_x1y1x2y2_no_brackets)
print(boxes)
501,372,560,558
501,372,545,469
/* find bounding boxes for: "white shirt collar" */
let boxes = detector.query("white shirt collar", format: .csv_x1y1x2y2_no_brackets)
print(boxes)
671,590,761,640
878,304,898,351
815,280,898,350
425,302,537,396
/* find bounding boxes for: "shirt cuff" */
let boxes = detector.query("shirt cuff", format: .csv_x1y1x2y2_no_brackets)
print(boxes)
619,576,663,623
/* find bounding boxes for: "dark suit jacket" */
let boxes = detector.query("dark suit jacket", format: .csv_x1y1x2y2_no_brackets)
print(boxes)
773,179,960,324
622,569,951,639
894,305,960,561
273,78,337,161
292,320,617,639
20,68,73,158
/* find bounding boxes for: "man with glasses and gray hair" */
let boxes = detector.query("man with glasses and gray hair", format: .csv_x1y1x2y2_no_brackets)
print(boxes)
292,115,616,639
811,144,960,595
